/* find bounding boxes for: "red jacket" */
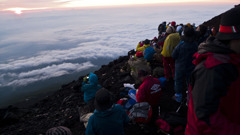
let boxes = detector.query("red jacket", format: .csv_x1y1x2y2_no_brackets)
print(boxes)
185,38,240,135
136,76,162,107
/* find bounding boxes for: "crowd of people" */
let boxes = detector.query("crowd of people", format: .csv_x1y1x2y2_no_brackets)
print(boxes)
46,7,240,135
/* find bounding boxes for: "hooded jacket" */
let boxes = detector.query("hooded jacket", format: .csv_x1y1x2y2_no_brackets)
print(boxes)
185,37,240,135
85,104,129,135
172,41,198,71
161,33,180,57
136,43,150,52
136,76,162,107
81,73,102,103
144,47,156,62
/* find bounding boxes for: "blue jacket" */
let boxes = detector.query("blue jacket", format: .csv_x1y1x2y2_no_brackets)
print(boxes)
81,73,101,103
172,41,198,71
144,47,156,62
85,104,129,135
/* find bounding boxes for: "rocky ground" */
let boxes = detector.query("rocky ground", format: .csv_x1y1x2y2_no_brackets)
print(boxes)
0,4,239,135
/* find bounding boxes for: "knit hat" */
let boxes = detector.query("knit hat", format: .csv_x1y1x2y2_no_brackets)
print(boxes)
94,88,113,111
186,23,191,27
216,6,240,40
171,21,176,26
136,51,143,57
182,27,196,42
143,39,150,45
166,26,175,34
46,126,72,135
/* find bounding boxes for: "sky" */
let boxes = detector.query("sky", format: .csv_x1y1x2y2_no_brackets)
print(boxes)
0,0,236,106
1,0,239,14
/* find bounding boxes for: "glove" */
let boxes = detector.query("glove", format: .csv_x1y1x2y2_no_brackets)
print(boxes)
83,76,87,82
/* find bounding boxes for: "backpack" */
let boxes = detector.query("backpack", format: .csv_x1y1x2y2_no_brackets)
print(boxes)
156,112,187,135
128,102,152,123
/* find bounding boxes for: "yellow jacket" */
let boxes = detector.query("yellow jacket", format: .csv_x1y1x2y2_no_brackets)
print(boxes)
136,43,150,52
161,33,180,57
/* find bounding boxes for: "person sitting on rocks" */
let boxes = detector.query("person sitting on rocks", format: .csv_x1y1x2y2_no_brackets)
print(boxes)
136,70,162,108
46,126,72,135
128,51,151,84
136,70,162,121
144,46,156,62
86,88,129,135
136,39,151,52
81,73,101,110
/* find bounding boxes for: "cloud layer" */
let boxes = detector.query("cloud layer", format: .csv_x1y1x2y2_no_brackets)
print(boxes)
0,62,95,87
0,5,233,88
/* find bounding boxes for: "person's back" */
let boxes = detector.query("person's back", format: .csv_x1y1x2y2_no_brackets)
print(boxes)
186,7,240,135
136,73,162,107
144,47,156,62
172,27,198,72
172,27,198,102
86,104,129,135
173,41,198,71
161,33,180,57
86,89,129,135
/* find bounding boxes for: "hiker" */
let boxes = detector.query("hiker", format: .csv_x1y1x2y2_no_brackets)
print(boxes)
161,27,180,80
144,46,156,62
136,70,162,122
81,73,101,110
136,70,162,107
158,21,167,35
86,88,129,135
171,21,176,29
158,25,175,48
185,7,240,135
195,24,209,45
211,27,216,36
171,27,198,102
128,51,151,83
176,25,183,36
46,126,72,135
136,39,151,52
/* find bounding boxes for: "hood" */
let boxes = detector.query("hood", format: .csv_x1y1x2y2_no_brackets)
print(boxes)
89,73,98,85
94,104,117,118
198,37,234,54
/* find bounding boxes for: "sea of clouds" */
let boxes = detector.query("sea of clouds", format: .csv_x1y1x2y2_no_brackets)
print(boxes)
0,4,233,106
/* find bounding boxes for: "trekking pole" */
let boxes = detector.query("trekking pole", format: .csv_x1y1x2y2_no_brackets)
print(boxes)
176,98,186,113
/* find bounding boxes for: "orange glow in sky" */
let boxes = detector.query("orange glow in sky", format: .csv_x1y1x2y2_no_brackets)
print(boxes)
13,8,23,14
1,0,239,14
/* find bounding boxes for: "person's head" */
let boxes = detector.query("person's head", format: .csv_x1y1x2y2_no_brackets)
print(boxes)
216,6,240,53
88,73,98,85
186,23,191,28
197,25,207,36
138,70,149,81
46,126,72,135
171,21,176,27
182,27,196,42
176,25,183,33
153,37,158,42
94,88,113,111
166,26,175,34
143,39,150,45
